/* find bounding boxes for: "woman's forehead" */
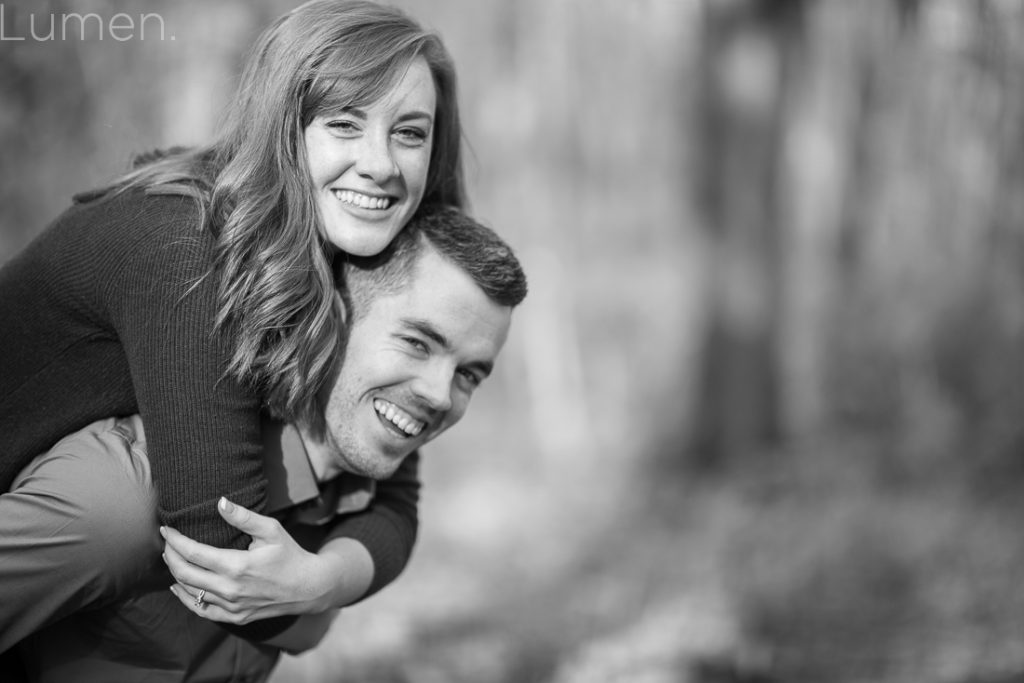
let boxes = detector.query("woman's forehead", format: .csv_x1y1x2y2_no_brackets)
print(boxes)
312,56,436,118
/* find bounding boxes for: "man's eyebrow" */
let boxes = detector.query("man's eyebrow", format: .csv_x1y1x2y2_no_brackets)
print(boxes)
471,359,494,379
402,318,448,349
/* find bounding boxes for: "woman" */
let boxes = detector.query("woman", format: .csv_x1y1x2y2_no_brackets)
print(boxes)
0,0,463,640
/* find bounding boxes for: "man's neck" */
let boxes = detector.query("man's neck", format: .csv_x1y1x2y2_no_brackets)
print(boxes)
297,425,347,483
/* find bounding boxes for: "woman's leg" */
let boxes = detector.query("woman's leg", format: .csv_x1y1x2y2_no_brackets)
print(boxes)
0,416,162,652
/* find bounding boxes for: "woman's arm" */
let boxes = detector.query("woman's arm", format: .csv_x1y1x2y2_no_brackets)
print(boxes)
103,192,269,551
101,192,296,640
161,452,420,622
163,508,375,624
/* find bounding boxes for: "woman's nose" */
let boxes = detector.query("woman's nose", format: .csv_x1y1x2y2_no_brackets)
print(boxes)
354,133,399,183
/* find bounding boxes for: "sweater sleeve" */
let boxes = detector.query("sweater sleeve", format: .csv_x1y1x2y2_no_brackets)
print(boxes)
101,194,267,552
105,195,301,641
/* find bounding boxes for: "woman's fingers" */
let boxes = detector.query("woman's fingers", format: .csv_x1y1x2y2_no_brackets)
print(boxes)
169,584,250,624
160,511,312,623
170,581,222,610
162,541,234,601
160,525,243,574
216,497,285,544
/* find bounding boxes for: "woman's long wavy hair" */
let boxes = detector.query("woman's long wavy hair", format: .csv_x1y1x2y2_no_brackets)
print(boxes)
88,0,465,425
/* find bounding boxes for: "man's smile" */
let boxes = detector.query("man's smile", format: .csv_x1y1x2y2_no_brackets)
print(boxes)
373,398,425,437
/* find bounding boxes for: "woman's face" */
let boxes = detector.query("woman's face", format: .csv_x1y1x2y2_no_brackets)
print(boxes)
305,56,437,256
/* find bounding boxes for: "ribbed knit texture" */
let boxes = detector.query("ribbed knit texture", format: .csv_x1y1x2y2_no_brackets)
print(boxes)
0,189,420,637
1,190,264,549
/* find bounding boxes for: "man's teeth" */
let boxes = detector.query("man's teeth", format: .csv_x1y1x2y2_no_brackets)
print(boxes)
374,399,424,436
333,190,392,210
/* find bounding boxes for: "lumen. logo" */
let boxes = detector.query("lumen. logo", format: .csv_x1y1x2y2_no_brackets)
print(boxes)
0,4,173,42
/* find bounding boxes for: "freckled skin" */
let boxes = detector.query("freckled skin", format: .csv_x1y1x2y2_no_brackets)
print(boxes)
304,57,437,257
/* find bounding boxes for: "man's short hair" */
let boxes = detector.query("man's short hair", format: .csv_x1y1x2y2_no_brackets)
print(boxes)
340,205,528,319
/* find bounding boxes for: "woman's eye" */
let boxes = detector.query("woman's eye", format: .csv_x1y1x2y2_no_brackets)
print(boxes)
394,127,428,146
326,120,359,134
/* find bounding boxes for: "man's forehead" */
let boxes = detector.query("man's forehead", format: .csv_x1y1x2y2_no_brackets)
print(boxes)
366,248,511,350
371,249,475,316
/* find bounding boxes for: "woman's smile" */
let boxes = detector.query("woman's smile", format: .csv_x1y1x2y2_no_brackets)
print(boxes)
332,189,396,211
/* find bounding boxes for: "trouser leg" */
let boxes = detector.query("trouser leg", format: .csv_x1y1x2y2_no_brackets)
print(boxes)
0,417,162,652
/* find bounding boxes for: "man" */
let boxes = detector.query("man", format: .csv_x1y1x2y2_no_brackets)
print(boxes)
2,206,528,682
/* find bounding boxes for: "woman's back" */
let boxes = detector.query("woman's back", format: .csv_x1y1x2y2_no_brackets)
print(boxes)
0,188,265,548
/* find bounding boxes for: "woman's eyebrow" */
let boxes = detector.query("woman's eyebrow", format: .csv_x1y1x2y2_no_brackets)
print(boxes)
339,106,367,120
395,110,433,124
334,106,432,124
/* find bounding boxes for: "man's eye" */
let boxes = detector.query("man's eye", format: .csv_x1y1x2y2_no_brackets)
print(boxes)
402,337,428,353
457,369,481,388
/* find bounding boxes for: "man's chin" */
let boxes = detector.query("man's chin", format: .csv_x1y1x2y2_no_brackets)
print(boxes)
346,453,406,481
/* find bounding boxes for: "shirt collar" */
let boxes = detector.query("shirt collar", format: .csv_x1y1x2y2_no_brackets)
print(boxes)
261,420,375,518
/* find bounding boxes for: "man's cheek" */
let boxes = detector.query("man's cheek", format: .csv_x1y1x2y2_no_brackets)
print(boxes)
433,409,466,440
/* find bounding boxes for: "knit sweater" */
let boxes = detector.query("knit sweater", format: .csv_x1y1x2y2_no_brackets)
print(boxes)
0,188,418,598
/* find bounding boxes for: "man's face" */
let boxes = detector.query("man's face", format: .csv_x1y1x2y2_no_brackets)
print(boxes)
322,245,513,479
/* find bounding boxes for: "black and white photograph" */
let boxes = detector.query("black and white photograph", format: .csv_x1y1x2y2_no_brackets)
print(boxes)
2,1,1024,682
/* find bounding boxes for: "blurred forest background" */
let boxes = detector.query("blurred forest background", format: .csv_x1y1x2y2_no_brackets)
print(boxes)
3,0,1024,681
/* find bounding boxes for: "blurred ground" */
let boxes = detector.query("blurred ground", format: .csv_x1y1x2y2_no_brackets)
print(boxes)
272,455,733,683
275,432,1024,683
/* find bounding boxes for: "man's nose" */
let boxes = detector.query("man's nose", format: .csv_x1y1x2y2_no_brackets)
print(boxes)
411,365,453,413
355,132,399,183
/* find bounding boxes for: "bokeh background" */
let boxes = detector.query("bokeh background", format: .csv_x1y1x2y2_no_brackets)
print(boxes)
4,0,1024,681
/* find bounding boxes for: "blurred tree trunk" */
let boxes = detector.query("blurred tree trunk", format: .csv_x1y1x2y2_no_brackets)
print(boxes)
688,0,805,467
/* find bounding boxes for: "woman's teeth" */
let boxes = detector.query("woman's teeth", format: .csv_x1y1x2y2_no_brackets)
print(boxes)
374,399,424,436
333,190,392,210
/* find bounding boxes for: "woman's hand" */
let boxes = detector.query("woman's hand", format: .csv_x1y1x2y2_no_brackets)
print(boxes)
162,497,335,624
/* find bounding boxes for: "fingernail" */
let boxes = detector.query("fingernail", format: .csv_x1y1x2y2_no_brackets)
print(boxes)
219,497,234,513
159,526,166,538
